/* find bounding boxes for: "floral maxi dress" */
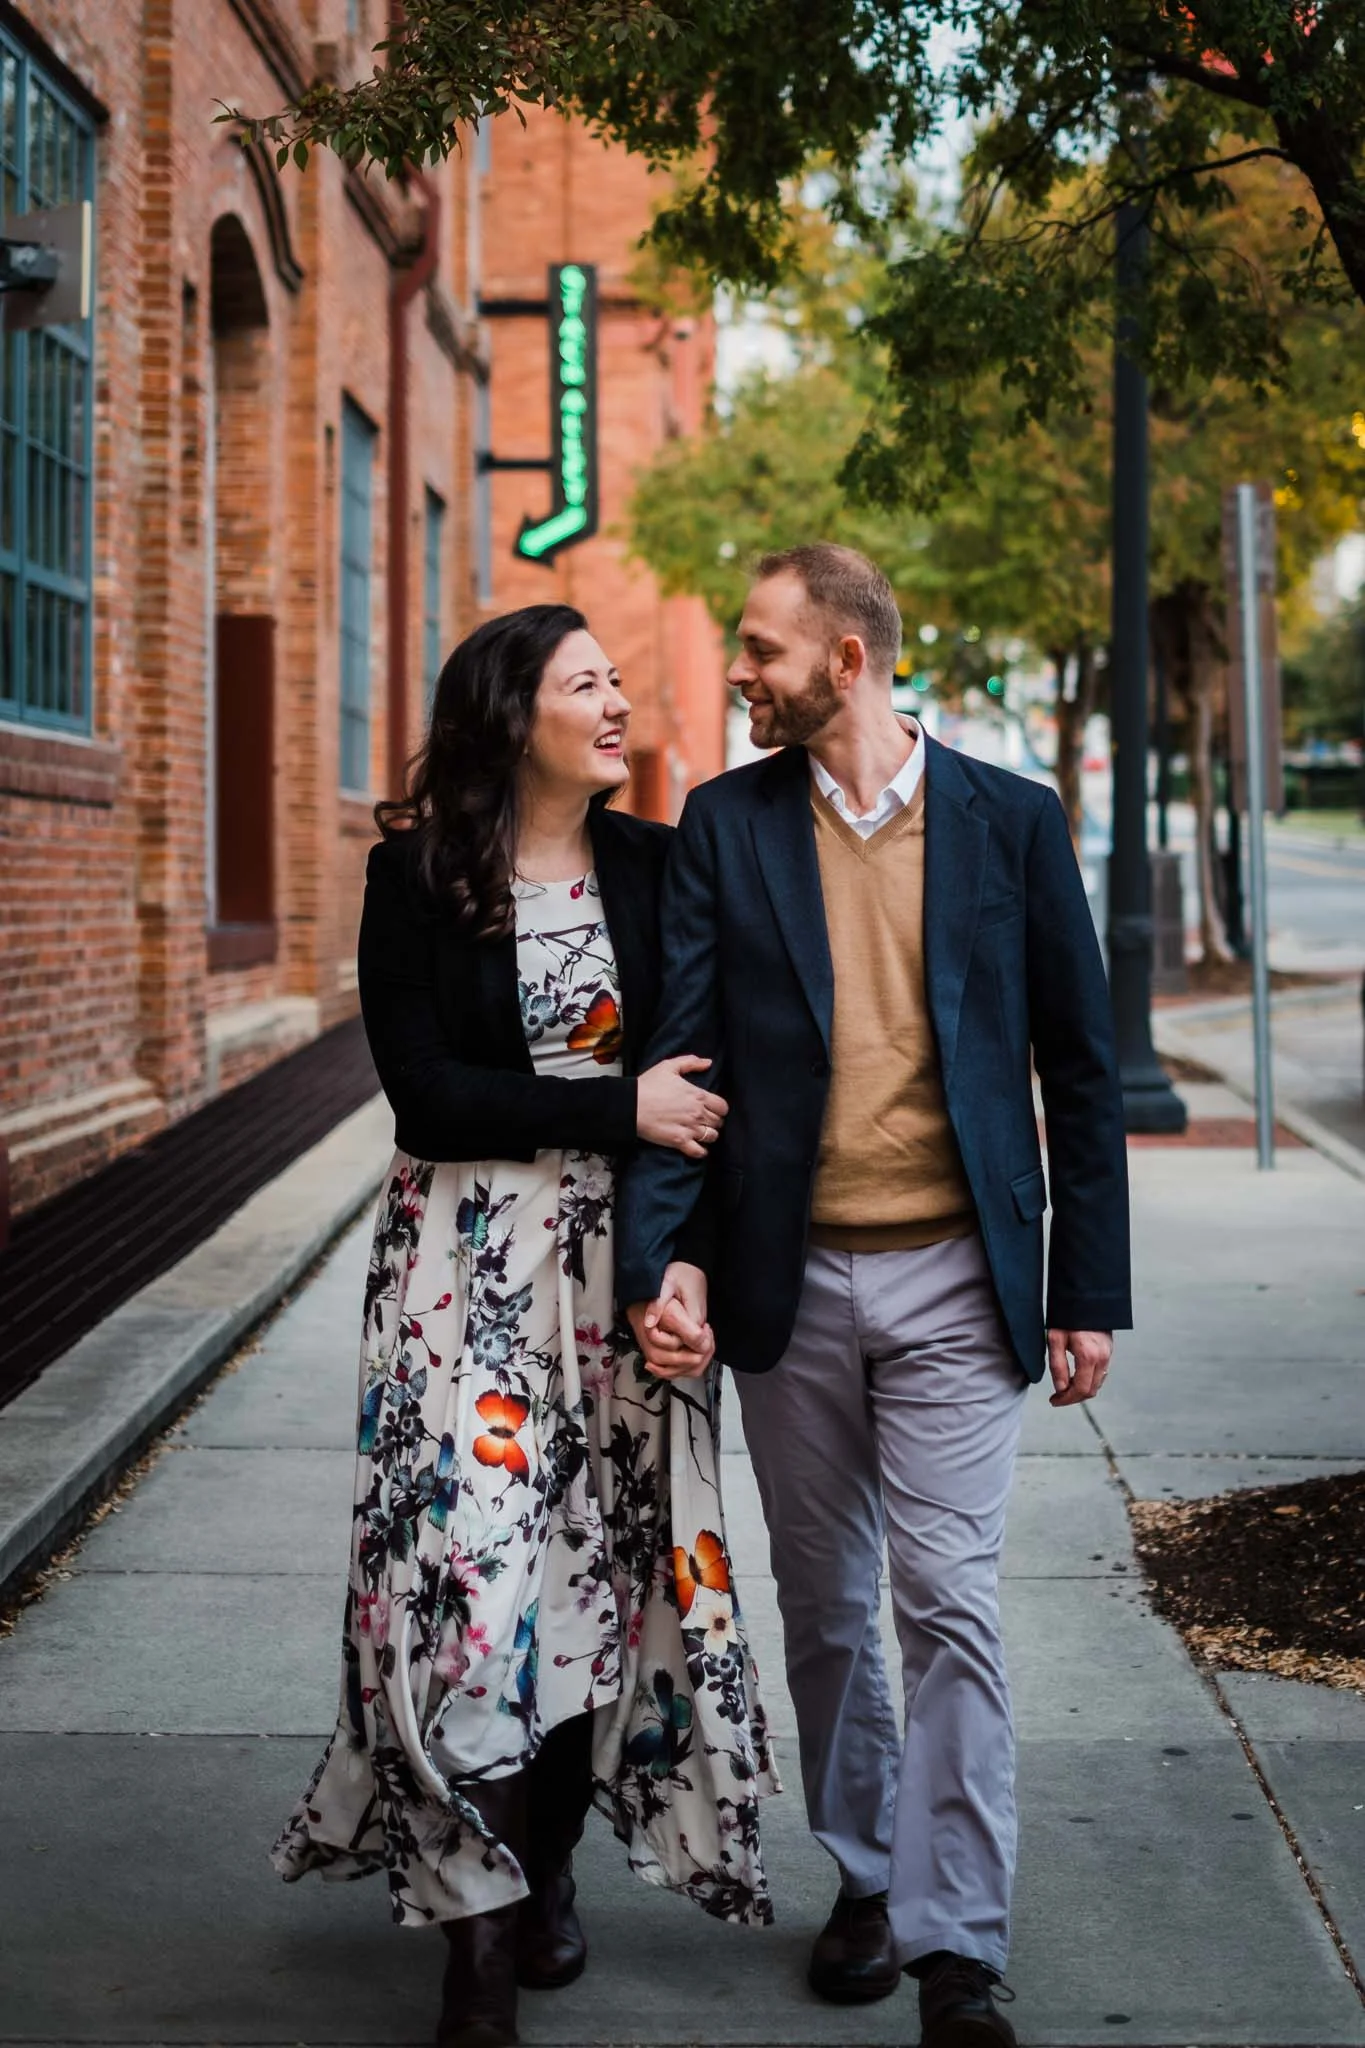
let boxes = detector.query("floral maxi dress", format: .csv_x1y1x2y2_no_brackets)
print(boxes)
273,872,777,1926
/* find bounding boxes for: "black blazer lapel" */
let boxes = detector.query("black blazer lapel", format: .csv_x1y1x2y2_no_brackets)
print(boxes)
590,806,654,1069
750,747,834,1050
923,735,989,1086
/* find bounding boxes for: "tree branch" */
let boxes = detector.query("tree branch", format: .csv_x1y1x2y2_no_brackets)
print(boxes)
1135,47,1272,111
1023,146,1293,246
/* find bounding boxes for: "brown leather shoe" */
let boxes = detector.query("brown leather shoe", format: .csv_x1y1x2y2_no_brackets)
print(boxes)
915,1950,1017,2047
517,1716,592,1990
807,1888,902,2004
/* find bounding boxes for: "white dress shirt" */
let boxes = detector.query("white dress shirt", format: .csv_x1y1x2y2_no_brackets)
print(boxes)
809,719,925,839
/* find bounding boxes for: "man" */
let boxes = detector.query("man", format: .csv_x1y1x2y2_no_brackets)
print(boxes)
617,545,1131,2048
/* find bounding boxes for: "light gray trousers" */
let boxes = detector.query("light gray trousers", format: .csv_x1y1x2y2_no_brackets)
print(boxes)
734,1233,1027,1975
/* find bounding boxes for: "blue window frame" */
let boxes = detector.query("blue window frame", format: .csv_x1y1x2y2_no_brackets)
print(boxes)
423,486,444,713
0,29,95,732
339,396,376,792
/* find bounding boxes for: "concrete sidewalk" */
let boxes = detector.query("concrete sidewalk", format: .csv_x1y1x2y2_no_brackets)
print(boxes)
1155,982,1365,1174
2,1142,1364,2044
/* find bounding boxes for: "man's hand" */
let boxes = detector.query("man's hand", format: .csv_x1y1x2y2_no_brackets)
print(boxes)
627,1262,714,1381
1047,1329,1113,1406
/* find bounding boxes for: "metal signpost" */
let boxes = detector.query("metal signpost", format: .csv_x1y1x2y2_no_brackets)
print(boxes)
1233,482,1276,1168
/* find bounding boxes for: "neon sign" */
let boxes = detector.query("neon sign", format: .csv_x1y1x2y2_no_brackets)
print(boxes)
516,263,599,563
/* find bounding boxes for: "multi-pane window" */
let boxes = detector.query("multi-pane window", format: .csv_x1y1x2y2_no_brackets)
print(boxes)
423,487,444,713
339,397,376,792
0,31,95,731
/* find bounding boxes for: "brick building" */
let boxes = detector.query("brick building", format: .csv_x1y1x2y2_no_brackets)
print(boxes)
0,1,723,1222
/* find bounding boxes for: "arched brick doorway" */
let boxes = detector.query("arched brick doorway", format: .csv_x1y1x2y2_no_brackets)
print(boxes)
207,214,276,969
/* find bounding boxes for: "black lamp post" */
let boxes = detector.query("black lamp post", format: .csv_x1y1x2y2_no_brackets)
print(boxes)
1106,197,1187,1132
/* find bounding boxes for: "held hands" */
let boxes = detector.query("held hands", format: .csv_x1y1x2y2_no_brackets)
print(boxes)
636,1056,728,1159
627,1262,715,1381
1047,1329,1113,1406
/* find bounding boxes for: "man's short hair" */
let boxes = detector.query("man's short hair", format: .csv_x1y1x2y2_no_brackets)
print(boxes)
754,543,902,677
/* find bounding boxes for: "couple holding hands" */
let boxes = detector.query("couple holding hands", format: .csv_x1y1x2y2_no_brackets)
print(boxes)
273,544,1130,2048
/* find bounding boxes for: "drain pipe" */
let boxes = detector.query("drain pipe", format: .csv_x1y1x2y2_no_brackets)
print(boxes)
387,170,441,798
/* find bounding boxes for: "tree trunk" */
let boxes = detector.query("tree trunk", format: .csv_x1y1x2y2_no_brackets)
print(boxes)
1187,589,1234,963
1153,586,1231,964
1053,641,1097,854
1276,115,1365,311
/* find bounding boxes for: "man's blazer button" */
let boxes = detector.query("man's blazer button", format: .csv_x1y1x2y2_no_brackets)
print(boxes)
810,1057,830,1077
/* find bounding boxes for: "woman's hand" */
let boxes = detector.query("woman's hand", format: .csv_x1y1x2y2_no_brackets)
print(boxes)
635,1056,728,1158
627,1266,715,1380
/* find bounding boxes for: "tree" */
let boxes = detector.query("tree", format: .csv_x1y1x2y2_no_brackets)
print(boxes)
1281,597,1365,748
1143,153,1365,952
627,151,1365,947
235,3,1365,501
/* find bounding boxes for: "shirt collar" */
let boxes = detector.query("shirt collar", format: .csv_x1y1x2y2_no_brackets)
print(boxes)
810,718,925,820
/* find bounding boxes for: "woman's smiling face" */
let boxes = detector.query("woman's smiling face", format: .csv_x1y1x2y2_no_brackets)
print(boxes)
525,628,632,799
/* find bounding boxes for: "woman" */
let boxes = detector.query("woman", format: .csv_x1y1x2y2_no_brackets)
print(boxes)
273,606,775,2048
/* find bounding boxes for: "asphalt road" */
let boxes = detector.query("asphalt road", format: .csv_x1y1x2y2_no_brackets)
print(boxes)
1080,798,1365,974
1260,825,1365,970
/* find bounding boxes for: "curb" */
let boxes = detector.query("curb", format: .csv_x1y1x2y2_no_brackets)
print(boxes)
0,1093,391,1600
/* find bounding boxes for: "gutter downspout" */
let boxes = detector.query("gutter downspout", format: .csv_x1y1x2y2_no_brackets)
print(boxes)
387,171,440,798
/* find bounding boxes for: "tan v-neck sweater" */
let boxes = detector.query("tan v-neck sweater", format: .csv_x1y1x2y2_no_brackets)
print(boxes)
808,781,977,1252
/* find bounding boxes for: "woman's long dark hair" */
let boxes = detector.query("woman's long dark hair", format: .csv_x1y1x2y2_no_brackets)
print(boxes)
375,603,589,938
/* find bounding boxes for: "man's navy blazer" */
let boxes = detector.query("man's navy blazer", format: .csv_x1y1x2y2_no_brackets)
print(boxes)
615,736,1132,1380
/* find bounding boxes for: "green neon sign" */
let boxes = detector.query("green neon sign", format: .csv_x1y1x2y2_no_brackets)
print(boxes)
516,263,599,564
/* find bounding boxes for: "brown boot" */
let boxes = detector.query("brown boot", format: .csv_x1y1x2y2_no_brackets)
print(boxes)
435,1775,526,2048
516,1715,594,1990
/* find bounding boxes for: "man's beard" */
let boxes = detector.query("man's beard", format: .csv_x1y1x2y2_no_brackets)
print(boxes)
749,661,841,748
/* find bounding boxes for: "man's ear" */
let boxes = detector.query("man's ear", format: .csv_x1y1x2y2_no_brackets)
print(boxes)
834,633,867,690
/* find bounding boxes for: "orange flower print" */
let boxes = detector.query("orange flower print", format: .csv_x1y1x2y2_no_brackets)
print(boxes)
472,1391,531,1480
567,990,624,1065
673,1530,731,1618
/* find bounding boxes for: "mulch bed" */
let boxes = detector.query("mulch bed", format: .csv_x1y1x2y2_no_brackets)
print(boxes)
1131,1471,1365,1693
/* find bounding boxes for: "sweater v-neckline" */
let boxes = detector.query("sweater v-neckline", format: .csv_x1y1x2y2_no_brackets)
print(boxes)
811,786,922,863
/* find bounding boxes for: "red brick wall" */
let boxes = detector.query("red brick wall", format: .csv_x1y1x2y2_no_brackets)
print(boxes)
0,0,478,1213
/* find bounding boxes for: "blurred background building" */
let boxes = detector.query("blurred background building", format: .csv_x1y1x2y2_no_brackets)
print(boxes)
0,0,724,1226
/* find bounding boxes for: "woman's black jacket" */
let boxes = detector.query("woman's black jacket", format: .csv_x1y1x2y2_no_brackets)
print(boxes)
357,804,672,1165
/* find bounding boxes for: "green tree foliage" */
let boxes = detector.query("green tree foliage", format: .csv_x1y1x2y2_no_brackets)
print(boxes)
627,153,1365,904
1282,595,1365,745
233,2,1365,498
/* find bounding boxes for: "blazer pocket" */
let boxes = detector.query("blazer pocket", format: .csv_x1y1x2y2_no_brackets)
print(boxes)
1009,1167,1048,1223
719,1167,745,1213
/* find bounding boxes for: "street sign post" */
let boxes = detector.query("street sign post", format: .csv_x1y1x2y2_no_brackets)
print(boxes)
1222,482,1284,815
1231,482,1276,1168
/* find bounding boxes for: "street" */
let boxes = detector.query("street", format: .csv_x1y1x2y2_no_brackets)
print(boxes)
1079,797,1365,975
1261,823,1365,974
